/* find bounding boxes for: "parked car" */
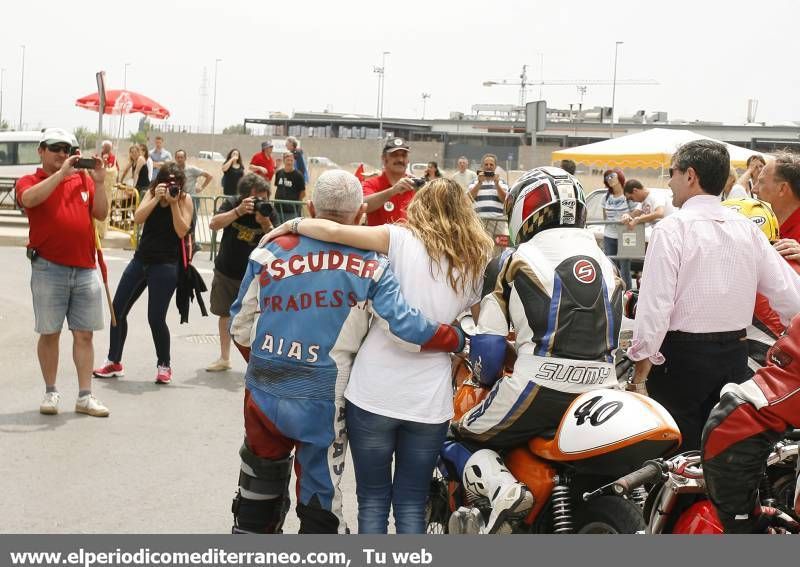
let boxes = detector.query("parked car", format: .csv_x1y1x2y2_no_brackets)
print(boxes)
408,163,428,177
198,151,225,162
308,156,339,168
0,131,42,211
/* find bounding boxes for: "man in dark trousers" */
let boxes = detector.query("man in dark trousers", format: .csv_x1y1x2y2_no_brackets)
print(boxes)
626,140,800,450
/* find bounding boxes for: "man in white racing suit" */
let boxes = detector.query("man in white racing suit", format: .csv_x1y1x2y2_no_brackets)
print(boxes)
445,166,625,533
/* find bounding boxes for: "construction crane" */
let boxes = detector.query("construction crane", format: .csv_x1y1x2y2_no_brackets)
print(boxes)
483,64,658,107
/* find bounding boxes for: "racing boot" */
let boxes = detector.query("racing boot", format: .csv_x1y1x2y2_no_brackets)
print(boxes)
462,449,534,534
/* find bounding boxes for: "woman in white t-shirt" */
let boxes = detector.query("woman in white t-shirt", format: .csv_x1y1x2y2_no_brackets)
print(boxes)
268,178,493,533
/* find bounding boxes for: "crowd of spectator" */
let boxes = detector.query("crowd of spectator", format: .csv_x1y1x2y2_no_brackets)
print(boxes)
16,126,800,535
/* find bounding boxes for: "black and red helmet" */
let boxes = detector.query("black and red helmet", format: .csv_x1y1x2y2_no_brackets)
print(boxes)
506,166,587,245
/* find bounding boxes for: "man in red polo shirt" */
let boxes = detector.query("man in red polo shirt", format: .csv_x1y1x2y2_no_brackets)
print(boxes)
249,140,276,183
16,128,111,418
362,138,417,226
753,152,800,261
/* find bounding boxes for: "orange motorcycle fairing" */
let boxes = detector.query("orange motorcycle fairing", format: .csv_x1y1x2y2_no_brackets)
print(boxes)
504,447,555,525
453,380,490,421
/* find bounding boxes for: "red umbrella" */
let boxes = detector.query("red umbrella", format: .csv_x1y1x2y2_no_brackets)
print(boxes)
75,89,170,119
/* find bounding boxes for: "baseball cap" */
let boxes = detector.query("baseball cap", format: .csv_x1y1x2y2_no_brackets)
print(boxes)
383,137,410,154
261,140,274,150
41,127,79,148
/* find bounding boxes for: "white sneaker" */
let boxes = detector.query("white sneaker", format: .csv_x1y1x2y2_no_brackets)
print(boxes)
75,394,110,417
39,392,61,415
205,358,232,372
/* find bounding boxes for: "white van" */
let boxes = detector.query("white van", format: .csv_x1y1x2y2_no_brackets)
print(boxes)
198,150,225,162
0,131,42,209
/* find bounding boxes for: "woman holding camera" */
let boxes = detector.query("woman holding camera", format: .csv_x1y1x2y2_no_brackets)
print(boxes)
94,163,194,385
221,149,245,196
265,177,493,533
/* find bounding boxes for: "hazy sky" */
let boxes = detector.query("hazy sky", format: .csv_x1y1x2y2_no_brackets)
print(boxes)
1,0,798,135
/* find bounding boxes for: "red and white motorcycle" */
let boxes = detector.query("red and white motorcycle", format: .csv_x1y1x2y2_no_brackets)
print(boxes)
585,436,800,534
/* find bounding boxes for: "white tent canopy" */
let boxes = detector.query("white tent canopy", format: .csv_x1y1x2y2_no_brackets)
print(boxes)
552,128,767,170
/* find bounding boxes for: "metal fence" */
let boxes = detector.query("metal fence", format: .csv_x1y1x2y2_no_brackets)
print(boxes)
196,196,308,262
0,177,20,210
108,184,140,248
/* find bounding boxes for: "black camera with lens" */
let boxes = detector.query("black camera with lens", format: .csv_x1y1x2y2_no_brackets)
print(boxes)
166,175,181,197
479,170,495,178
252,198,274,217
410,177,426,188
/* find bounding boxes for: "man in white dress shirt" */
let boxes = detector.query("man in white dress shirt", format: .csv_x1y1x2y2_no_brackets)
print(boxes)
626,140,800,450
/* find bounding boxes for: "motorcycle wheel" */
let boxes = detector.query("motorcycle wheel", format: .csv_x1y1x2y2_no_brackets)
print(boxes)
425,468,450,534
574,496,646,534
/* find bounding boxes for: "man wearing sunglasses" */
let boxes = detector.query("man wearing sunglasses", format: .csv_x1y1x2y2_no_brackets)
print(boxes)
626,140,800,451
15,128,111,418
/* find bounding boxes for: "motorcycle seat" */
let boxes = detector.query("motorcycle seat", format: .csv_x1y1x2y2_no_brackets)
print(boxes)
786,429,800,441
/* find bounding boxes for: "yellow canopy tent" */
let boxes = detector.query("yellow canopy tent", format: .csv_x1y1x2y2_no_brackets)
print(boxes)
551,128,765,170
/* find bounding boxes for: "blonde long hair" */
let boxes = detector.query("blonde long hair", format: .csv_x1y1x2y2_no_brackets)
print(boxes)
403,178,493,296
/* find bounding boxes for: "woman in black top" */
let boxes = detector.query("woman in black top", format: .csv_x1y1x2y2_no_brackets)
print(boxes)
221,148,244,196
93,163,194,385
119,144,150,194
424,161,442,181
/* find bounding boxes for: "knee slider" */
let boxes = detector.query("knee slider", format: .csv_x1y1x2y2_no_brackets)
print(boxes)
238,442,293,498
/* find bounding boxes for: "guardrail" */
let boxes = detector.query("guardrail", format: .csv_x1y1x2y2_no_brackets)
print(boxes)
108,184,140,248
199,196,309,262
0,177,21,211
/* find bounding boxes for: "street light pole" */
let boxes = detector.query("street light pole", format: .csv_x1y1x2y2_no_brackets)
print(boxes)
421,93,430,119
610,41,623,138
123,62,131,90
537,53,544,100
372,51,390,138
19,45,25,130
0,68,5,130
211,58,221,153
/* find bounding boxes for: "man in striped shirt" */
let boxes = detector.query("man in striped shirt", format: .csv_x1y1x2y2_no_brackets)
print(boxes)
468,153,510,239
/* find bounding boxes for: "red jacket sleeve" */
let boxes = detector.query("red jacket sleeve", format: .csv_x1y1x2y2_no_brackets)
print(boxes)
754,260,800,336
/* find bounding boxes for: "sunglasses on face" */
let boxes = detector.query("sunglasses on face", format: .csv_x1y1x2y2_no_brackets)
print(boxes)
46,144,72,154
605,173,617,181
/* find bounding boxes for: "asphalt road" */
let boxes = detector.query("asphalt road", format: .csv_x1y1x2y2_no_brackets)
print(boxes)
0,246,361,533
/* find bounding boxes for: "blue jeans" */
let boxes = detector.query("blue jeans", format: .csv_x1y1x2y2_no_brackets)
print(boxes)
346,401,449,534
30,256,104,334
603,236,632,290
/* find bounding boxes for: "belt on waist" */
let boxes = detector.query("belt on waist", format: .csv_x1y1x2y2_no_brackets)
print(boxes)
665,329,746,343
